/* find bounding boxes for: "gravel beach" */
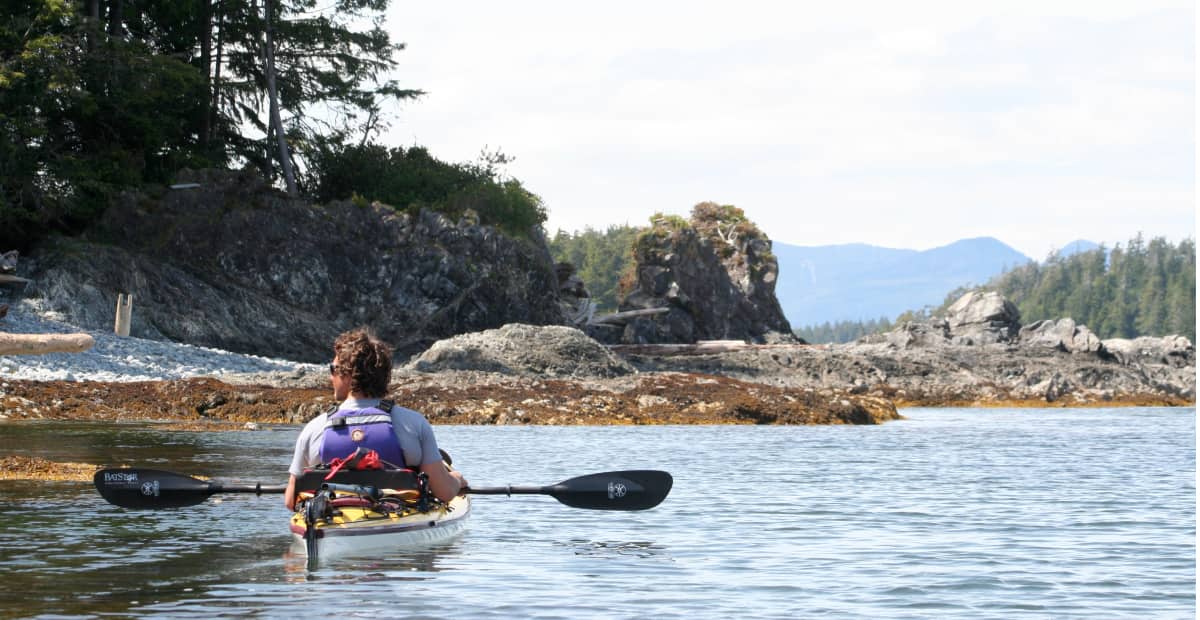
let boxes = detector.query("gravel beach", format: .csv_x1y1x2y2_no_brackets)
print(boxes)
0,300,323,383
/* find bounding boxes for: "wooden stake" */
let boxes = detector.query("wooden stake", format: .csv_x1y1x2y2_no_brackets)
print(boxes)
114,294,132,337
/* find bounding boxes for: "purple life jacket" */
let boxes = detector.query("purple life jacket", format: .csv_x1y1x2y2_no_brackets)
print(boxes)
320,400,406,467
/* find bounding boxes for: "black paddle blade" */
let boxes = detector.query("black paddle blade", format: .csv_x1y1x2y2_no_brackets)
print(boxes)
94,469,215,509
550,470,673,511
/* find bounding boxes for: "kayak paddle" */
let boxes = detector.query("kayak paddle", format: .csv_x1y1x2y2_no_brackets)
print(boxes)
465,470,673,511
94,469,287,509
94,468,673,511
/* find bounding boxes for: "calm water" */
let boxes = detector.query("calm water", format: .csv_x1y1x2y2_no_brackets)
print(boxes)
0,407,1194,619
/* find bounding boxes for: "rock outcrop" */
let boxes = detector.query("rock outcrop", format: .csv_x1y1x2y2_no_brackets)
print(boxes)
407,323,635,378
870,291,1105,354
1019,318,1104,354
1102,335,1194,368
618,203,795,344
945,291,1021,344
21,169,565,361
555,262,594,326
629,291,1195,405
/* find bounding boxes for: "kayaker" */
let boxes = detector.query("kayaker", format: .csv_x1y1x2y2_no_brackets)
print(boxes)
284,328,467,510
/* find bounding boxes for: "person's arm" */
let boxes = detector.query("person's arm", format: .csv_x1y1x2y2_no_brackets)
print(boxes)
412,414,466,502
284,474,299,511
285,418,320,510
420,461,466,503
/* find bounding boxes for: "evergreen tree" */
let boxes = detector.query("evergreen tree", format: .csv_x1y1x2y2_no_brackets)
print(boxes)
794,316,893,344
0,0,420,249
548,225,641,312
919,235,1194,341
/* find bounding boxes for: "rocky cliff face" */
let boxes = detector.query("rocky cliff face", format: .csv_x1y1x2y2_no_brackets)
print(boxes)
618,203,795,344
22,169,565,361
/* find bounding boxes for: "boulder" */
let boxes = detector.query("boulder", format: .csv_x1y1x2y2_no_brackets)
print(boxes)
0,250,17,273
881,319,951,349
1019,318,1105,354
408,323,636,378
1102,335,1195,368
945,291,1021,344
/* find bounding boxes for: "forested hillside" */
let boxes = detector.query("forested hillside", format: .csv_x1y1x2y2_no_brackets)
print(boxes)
794,318,894,345
549,225,640,312
1,0,544,249
799,235,1195,343
983,235,1194,341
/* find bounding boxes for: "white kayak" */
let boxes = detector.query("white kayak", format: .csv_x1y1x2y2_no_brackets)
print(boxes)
289,468,469,564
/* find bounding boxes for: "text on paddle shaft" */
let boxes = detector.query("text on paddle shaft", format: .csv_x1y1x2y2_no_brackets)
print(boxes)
103,471,138,484
608,482,627,500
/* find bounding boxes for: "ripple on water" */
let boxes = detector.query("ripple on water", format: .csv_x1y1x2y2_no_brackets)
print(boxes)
0,409,1194,618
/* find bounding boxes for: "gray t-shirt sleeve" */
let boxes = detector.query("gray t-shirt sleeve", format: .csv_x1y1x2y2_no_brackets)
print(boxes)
390,406,442,467
288,415,325,477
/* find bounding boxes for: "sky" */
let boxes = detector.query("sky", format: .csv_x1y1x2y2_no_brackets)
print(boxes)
382,1,1195,259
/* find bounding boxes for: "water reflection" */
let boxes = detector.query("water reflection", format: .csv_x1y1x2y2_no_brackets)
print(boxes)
560,539,673,560
280,540,464,581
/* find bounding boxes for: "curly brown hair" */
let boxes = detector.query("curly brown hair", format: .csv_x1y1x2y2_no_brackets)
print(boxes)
332,328,393,398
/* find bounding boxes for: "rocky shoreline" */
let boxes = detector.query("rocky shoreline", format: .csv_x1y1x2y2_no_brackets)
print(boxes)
0,371,901,428
0,311,1192,481
3,174,1191,431
1,301,1194,433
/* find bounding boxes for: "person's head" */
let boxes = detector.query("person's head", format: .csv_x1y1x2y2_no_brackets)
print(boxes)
330,328,393,399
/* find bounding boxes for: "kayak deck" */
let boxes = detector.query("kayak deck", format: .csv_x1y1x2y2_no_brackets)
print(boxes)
290,493,469,556
290,469,469,560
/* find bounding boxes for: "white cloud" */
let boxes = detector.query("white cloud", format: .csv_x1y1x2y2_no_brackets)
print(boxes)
382,1,1195,257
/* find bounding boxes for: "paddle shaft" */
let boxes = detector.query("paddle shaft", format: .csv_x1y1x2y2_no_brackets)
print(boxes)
465,485,563,496
211,483,288,495
95,469,671,511
180,485,563,497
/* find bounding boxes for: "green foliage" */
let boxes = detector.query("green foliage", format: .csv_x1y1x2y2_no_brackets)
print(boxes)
1,3,213,248
630,212,685,260
691,201,747,226
690,201,763,240
549,225,641,312
806,234,1195,343
0,0,420,250
308,143,547,237
651,212,690,231
928,234,1195,341
794,317,894,344
550,203,778,313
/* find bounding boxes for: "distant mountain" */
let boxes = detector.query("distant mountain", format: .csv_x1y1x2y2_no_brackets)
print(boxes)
1056,239,1100,258
774,237,1032,328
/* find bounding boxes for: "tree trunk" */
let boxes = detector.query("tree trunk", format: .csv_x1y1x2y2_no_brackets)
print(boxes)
261,0,297,195
86,0,99,51
107,0,123,37
211,0,225,144
199,0,213,146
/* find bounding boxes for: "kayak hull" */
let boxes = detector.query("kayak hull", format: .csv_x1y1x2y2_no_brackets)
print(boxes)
290,494,470,560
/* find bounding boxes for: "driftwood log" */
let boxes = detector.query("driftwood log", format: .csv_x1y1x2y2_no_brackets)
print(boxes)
608,341,821,356
590,307,670,325
0,333,95,356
